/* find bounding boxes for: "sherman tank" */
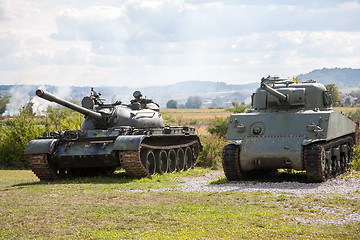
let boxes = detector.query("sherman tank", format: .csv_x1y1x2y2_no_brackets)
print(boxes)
222,76,355,182
25,88,202,181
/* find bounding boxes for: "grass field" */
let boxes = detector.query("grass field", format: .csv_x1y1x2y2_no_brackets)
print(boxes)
1,108,360,239
1,170,359,239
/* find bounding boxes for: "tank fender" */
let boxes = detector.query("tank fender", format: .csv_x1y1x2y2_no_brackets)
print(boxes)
302,139,325,146
113,135,146,151
226,140,242,145
25,139,59,154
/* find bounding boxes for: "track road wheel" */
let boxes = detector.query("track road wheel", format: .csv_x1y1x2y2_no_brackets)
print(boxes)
184,146,193,170
176,148,185,171
167,149,177,173
141,149,156,176
222,144,242,181
192,142,200,163
155,149,168,174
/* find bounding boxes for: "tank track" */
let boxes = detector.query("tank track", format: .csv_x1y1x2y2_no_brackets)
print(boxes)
304,136,353,182
222,144,242,181
28,154,59,181
120,140,200,178
28,140,200,180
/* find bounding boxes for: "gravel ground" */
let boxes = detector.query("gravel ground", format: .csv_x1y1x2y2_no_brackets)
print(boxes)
179,171,360,197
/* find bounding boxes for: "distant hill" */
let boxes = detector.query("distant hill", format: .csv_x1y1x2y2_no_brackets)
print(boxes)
298,68,360,89
1,81,259,114
3,67,360,114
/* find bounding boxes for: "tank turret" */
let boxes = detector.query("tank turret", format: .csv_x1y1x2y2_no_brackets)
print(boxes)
252,76,331,110
36,88,165,130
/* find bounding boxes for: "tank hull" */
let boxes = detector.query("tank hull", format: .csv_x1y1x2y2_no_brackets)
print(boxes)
223,109,355,182
25,127,202,180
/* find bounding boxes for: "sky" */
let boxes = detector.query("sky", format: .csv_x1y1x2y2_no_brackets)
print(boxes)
0,0,360,87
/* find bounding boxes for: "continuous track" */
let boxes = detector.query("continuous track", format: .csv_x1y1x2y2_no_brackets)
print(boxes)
28,154,58,181
222,144,242,181
28,140,200,180
222,135,354,183
304,136,353,182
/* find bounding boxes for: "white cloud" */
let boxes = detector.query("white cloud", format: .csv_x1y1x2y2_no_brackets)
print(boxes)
0,0,359,88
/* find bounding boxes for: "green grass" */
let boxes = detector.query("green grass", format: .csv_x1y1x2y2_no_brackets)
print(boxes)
0,170,359,239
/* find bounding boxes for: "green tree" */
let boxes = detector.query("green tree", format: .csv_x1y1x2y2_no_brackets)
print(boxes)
344,97,351,106
325,84,342,107
210,96,224,108
185,96,203,109
0,96,9,115
45,105,83,131
166,99,178,109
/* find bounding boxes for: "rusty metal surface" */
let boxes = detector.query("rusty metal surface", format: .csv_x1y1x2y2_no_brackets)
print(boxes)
27,154,58,180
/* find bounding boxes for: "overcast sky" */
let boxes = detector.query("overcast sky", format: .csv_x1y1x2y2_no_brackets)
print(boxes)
0,0,359,87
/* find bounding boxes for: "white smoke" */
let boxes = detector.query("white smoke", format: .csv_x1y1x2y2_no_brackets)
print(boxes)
4,85,33,115
4,85,73,116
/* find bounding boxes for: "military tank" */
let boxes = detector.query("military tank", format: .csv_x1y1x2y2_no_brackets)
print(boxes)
25,88,202,181
222,76,355,182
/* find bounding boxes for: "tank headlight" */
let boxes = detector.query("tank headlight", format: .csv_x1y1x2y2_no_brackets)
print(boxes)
253,126,262,135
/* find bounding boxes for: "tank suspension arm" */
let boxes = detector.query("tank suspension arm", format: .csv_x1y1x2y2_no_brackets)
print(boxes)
36,89,104,122
260,83,288,102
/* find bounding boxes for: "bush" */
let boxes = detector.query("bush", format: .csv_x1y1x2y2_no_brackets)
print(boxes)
226,101,248,113
0,107,45,168
44,106,83,131
0,105,83,168
207,117,229,138
162,114,176,126
352,144,360,171
345,109,360,122
197,134,226,169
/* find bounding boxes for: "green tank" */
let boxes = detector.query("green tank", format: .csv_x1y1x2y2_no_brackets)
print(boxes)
25,88,202,181
222,76,355,182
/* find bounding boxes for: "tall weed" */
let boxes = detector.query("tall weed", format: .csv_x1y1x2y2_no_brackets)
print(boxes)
352,144,360,171
197,134,226,169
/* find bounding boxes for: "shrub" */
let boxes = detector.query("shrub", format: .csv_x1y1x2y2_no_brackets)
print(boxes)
207,117,229,138
197,134,226,169
226,101,248,113
0,107,45,168
0,105,83,168
352,144,360,171
162,114,176,126
345,109,360,122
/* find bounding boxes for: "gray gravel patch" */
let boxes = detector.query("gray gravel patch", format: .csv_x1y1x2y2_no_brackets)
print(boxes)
179,172,360,196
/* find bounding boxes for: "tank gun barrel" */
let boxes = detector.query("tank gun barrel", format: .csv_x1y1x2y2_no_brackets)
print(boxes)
260,83,287,102
36,89,104,122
